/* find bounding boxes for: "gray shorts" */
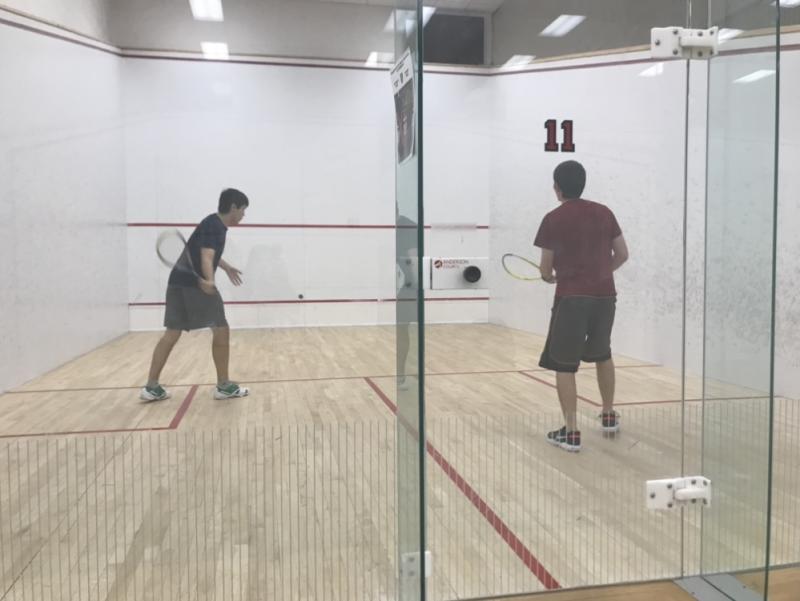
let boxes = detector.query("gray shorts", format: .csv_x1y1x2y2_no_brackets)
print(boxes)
164,285,228,331
539,296,616,373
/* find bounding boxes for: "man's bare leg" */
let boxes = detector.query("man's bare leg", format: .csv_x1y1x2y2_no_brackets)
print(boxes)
212,326,230,385
596,358,615,413
556,372,579,431
147,329,182,386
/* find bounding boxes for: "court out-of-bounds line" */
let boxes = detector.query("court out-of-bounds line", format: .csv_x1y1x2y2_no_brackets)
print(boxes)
0,385,198,439
364,376,562,591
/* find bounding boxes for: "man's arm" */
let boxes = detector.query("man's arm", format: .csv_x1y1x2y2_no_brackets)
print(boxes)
611,235,629,271
218,257,244,286
198,247,217,294
539,248,556,284
200,248,215,282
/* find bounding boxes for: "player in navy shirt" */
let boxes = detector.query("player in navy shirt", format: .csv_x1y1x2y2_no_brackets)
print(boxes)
141,188,251,402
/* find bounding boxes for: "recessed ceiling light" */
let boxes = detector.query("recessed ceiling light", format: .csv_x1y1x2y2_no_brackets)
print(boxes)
201,42,229,60
365,51,394,66
718,28,743,42
639,63,664,78
540,15,586,38
734,69,776,84
503,55,535,68
190,0,224,22
385,6,437,32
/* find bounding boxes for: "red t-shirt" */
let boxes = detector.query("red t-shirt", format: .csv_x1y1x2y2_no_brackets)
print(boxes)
533,199,622,297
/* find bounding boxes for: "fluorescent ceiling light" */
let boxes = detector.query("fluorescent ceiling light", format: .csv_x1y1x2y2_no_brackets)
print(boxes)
540,14,585,37
190,0,224,21
365,51,394,66
718,28,743,42
503,55,535,68
385,7,436,32
734,69,775,84
774,0,800,7
639,63,664,78
201,42,229,60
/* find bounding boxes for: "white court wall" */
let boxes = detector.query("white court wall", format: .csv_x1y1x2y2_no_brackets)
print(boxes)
0,0,111,41
488,40,800,400
0,17,128,393
489,55,690,375
123,59,491,330
775,47,800,402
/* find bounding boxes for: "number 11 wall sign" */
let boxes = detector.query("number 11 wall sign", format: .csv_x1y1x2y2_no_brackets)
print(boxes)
544,119,575,153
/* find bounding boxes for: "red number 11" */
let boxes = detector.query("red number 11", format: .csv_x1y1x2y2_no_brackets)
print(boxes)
544,119,575,153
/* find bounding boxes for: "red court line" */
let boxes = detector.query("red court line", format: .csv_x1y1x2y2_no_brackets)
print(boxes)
0,427,170,439
0,385,199,439
518,371,602,407
0,15,119,56
168,385,198,429
130,296,490,307
6,384,196,395
518,372,769,407
364,376,561,590
128,222,490,230
8,364,658,394
616,395,771,407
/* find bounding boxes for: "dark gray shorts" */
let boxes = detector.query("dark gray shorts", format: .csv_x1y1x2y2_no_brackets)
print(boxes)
164,285,228,331
539,296,616,373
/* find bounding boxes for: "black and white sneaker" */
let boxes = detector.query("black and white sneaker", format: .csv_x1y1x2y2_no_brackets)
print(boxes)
546,426,581,452
599,410,620,434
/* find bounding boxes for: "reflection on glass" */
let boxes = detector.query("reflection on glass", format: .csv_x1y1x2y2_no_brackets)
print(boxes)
701,2,779,598
394,3,426,601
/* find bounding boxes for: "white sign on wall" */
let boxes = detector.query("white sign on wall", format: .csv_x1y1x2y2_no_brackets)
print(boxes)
391,48,416,165
430,257,488,290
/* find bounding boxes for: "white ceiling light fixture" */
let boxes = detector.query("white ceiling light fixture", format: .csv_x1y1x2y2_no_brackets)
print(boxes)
540,14,586,38
718,28,743,43
639,63,664,78
503,55,535,68
190,0,224,21
385,7,436,32
774,0,800,7
734,69,776,84
365,51,394,67
201,42,229,60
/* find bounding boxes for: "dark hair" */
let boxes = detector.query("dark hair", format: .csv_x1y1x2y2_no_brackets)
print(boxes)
218,188,249,213
553,161,586,199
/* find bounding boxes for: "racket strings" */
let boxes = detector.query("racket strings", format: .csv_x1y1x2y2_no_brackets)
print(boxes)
156,230,192,271
502,253,541,281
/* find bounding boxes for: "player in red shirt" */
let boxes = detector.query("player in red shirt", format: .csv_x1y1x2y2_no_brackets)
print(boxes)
534,161,629,452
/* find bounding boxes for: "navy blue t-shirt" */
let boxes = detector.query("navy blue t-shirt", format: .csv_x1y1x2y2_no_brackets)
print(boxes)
169,214,228,287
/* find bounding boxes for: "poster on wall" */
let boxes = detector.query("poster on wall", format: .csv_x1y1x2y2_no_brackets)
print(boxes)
391,48,416,165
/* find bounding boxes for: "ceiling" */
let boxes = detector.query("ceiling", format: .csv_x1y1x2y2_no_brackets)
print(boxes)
315,0,506,13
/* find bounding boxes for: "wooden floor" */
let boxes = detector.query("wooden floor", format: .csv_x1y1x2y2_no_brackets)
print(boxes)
739,566,800,601
502,567,800,600
0,324,797,601
507,580,694,601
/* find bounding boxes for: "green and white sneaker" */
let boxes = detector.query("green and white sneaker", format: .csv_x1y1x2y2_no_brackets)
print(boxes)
140,384,171,402
214,382,250,400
